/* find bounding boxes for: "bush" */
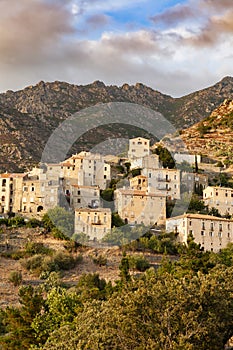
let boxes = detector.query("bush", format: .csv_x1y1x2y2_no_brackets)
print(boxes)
26,218,42,228
8,216,25,227
129,255,150,272
21,254,44,275
25,242,53,256
9,271,23,286
92,255,107,267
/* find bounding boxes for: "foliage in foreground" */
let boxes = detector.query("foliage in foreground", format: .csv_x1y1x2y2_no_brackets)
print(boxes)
1,240,233,349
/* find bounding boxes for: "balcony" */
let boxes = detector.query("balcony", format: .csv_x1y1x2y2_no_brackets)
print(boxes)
92,220,103,225
157,178,171,182
156,186,171,191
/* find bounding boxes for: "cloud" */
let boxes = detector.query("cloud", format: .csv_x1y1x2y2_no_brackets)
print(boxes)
186,9,233,46
0,0,232,97
0,0,74,63
151,3,200,26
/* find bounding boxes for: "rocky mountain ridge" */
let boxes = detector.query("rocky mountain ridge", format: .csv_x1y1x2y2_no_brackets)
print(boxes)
0,77,232,172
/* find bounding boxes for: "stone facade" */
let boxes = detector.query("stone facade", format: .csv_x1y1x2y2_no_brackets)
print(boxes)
203,186,233,216
114,188,166,226
166,213,233,252
75,208,111,240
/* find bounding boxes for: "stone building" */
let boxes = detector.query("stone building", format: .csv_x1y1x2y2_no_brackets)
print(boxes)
70,185,100,210
166,213,233,252
203,186,233,216
128,137,150,162
141,168,181,200
114,188,166,226
75,208,111,240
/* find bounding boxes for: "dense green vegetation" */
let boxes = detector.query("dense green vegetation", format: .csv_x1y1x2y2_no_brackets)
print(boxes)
0,234,233,349
153,145,175,169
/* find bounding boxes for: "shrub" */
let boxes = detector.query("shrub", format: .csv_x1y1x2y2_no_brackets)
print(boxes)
92,255,107,267
8,216,25,227
26,218,42,228
25,242,53,256
9,271,23,286
129,255,150,272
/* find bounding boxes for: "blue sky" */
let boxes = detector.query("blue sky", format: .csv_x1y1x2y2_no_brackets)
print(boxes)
0,0,232,96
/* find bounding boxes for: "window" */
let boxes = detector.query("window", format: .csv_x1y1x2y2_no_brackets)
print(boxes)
219,224,222,231
189,221,192,226
218,232,222,238
201,231,205,236
210,222,214,231
77,190,81,195
209,231,213,237
77,199,81,203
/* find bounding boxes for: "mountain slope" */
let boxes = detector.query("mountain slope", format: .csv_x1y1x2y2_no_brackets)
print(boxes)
180,99,233,164
0,77,232,172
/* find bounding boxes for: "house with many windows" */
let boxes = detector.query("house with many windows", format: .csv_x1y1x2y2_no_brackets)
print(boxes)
74,208,111,240
203,186,233,216
166,213,233,252
114,188,166,226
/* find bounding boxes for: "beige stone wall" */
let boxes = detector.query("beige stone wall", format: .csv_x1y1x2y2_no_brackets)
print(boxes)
115,189,166,226
75,208,111,240
70,185,100,209
166,213,233,252
128,137,150,160
142,168,181,199
203,186,233,216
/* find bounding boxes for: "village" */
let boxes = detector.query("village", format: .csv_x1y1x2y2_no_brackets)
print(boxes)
0,136,233,253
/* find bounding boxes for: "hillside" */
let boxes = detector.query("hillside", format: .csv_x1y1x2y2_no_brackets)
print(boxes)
0,77,232,172
180,99,233,165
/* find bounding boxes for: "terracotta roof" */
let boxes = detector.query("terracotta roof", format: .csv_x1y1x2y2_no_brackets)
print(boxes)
167,213,233,222
115,188,166,197
0,173,27,178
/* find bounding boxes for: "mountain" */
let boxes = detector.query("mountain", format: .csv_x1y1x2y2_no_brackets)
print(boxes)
180,99,233,165
0,77,232,172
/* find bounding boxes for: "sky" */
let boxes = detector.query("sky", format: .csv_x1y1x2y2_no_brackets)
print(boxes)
0,0,232,97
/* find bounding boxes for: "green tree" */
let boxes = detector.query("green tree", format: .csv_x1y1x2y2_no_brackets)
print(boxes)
153,145,175,169
42,207,74,239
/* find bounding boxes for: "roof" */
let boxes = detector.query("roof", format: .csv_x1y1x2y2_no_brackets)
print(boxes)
71,185,99,190
0,173,27,179
204,186,233,192
130,137,149,142
115,188,166,197
75,208,111,213
167,213,233,222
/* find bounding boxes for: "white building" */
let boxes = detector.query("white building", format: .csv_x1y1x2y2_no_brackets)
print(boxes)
128,137,150,161
174,153,201,165
141,168,181,199
166,213,233,252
